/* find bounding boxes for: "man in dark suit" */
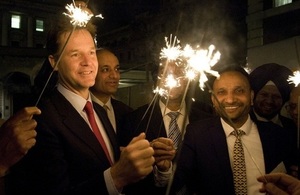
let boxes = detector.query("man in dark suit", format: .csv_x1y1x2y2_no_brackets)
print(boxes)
5,5,154,195
90,48,133,136
120,61,214,194
171,66,296,194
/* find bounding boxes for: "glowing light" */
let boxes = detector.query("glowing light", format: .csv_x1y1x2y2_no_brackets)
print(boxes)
185,69,197,80
183,44,221,90
153,86,168,97
165,74,180,89
64,3,94,27
160,35,181,61
288,71,300,87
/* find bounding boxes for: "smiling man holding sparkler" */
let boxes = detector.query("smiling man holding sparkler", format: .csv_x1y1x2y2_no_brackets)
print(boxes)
171,66,296,195
5,2,155,195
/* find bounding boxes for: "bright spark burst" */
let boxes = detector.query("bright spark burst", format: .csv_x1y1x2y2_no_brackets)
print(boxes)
288,71,300,87
184,44,221,90
165,74,180,89
185,69,197,80
64,3,95,27
157,34,221,99
153,86,168,97
160,35,181,61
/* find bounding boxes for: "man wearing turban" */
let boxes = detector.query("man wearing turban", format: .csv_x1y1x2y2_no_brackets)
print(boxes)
249,63,294,127
249,63,298,176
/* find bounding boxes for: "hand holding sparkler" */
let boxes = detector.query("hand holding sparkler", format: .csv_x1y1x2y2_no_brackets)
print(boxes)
257,173,300,195
151,137,176,171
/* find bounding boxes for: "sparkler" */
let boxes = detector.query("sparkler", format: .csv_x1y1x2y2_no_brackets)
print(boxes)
139,35,183,135
288,70,300,87
35,1,102,106
287,70,300,179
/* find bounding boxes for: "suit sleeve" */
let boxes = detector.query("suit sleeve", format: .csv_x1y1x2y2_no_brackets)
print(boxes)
5,117,109,195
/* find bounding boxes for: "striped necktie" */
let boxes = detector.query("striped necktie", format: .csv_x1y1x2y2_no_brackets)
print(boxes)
167,112,181,149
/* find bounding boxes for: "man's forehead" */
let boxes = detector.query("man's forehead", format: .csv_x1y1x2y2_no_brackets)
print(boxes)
214,71,250,86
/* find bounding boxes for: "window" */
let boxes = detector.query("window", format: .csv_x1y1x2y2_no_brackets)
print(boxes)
274,0,292,7
36,19,44,32
11,14,21,29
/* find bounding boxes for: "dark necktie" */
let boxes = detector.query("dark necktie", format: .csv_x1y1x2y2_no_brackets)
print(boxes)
231,129,247,195
84,101,113,165
167,112,181,149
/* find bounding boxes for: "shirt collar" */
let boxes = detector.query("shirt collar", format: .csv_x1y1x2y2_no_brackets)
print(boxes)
91,93,112,111
254,111,282,126
57,83,92,113
221,114,252,137
159,99,186,117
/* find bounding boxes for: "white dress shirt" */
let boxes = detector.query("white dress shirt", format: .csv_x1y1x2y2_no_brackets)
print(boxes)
254,111,283,127
221,115,266,195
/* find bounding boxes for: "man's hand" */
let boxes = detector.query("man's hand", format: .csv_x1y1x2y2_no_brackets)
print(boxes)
257,173,300,195
111,133,155,190
151,137,176,171
0,107,41,176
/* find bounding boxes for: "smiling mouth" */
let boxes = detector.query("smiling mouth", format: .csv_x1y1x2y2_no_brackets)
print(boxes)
81,71,92,75
224,106,238,109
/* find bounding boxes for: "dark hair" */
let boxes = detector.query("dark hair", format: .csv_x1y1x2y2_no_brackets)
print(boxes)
46,13,97,57
33,59,58,98
207,64,250,88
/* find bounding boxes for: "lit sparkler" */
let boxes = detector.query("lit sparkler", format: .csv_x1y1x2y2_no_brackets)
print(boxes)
64,3,93,27
287,70,300,176
160,34,182,61
35,1,101,106
184,44,221,90
288,70,300,87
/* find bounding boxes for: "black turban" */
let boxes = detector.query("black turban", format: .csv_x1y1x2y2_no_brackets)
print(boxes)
249,63,293,103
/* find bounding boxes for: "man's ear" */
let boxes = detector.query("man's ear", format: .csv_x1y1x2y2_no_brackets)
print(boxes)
48,55,58,70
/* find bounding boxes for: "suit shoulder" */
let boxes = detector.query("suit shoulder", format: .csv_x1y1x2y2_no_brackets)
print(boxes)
111,98,133,112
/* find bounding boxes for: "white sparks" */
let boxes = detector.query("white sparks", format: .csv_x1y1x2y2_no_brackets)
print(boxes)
165,74,180,89
184,44,221,90
64,3,93,27
95,14,104,19
288,71,300,86
160,35,181,61
153,87,168,97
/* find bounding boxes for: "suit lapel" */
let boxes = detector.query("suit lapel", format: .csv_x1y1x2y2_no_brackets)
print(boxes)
51,90,113,166
144,102,166,141
209,118,234,183
93,102,120,161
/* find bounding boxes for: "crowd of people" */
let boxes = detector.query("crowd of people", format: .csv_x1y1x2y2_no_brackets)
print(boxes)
1,2,300,195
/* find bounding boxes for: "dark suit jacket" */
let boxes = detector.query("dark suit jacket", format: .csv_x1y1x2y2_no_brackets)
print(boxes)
119,100,214,147
171,116,295,195
6,89,120,195
119,99,214,194
110,98,133,137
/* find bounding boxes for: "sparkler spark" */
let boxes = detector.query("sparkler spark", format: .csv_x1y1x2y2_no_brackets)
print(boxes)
64,3,94,27
288,70,300,87
160,35,181,61
184,44,221,90
165,74,180,89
